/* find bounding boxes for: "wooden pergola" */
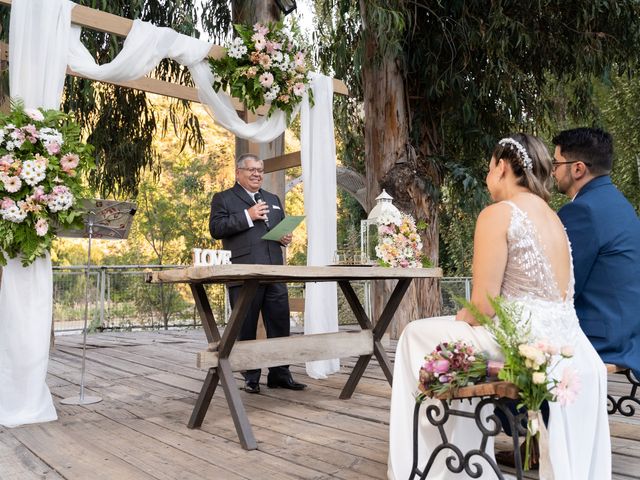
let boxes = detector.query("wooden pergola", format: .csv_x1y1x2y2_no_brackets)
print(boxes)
0,0,349,177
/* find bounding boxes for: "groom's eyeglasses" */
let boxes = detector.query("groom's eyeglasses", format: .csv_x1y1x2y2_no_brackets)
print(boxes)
551,160,591,171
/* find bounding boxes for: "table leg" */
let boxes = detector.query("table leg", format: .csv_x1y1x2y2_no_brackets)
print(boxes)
218,358,258,450
187,280,259,449
190,284,221,343
338,279,413,399
188,367,219,429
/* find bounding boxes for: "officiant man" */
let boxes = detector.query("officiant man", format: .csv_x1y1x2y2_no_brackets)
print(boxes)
209,153,306,394
553,128,640,378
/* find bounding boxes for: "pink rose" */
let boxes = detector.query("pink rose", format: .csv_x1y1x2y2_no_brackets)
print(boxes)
432,359,450,374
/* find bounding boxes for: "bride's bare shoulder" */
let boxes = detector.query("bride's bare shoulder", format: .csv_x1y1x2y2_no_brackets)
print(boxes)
478,202,512,222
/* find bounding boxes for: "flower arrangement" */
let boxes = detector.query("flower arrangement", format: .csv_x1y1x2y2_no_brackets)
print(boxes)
417,340,488,401
375,211,430,268
209,20,314,122
0,104,94,266
468,297,580,470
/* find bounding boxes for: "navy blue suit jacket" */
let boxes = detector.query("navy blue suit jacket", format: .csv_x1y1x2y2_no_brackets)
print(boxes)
558,176,640,376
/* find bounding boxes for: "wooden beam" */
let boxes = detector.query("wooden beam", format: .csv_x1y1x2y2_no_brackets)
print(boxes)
0,41,271,115
197,330,373,370
263,151,301,173
0,0,349,95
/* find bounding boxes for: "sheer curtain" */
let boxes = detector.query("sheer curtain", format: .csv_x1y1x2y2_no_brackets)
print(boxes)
1,0,339,428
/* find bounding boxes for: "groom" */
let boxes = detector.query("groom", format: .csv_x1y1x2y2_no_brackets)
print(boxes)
553,128,640,378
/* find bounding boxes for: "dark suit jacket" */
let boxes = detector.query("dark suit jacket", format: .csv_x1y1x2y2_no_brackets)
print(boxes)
209,183,286,265
558,175,640,375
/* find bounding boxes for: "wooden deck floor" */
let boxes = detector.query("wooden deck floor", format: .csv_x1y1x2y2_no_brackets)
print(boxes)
1,329,639,479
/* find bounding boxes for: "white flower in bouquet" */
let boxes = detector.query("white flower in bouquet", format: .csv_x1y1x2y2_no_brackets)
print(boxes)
264,89,278,102
1,198,27,223
20,158,47,186
39,127,64,155
46,185,74,212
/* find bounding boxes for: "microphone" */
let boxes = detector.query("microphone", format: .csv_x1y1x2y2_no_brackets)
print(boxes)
254,192,270,229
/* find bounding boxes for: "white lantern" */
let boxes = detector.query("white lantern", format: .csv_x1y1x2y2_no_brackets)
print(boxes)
360,189,401,264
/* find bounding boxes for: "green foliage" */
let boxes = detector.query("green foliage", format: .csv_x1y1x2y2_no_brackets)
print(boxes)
601,75,640,213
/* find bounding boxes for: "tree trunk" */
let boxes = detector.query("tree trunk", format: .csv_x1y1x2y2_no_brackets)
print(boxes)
360,1,441,339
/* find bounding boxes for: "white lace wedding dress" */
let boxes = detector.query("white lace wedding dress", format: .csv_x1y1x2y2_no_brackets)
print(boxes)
388,201,611,480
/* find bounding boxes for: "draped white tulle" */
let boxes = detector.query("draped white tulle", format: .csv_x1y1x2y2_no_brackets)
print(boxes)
2,0,339,414
0,254,57,427
388,202,611,479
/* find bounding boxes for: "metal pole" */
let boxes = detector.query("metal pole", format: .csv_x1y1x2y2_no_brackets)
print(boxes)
99,267,106,328
60,212,102,405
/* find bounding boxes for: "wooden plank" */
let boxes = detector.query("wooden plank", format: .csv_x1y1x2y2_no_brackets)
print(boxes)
436,381,520,400
197,330,374,370
146,264,442,284
0,0,349,96
264,151,301,173
0,429,65,480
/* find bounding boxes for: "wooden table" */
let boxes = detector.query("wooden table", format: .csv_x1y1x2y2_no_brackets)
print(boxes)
146,264,441,450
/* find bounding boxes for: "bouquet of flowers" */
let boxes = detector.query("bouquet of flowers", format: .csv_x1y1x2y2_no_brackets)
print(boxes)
209,20,314,122
0,103,94,266
467,297,580,470
417,340,488,401
375,211,430,268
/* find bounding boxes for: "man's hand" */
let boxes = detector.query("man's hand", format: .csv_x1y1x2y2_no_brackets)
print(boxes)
280,233,292,246
248,201,269,221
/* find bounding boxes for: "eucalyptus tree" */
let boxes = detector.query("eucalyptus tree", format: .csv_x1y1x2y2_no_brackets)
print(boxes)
316,0,640,336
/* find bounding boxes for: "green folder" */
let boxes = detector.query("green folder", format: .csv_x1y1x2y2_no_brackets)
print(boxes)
261,215,305,241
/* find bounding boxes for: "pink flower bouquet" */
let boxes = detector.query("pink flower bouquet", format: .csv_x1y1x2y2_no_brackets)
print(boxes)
417,340,488,400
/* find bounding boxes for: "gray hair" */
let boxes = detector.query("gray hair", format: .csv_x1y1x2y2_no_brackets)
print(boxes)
236,153,262,168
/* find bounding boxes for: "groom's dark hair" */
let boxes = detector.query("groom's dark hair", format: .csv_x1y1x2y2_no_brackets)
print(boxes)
552,128,613,176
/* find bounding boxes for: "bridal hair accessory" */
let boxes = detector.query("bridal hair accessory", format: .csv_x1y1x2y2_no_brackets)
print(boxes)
498,137,533,171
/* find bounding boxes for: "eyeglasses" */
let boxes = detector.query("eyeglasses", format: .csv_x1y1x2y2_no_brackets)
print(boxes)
551,160,590,171
238,167,265,175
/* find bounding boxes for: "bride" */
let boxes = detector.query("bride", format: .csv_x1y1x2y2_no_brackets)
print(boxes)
387,134,611,479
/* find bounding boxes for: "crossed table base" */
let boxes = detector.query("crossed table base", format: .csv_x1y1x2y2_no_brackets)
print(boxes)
146,264,441,450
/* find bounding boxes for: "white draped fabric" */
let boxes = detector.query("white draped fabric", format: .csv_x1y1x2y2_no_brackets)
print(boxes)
0,0,74,427
1,0,339,427
301,75,339,379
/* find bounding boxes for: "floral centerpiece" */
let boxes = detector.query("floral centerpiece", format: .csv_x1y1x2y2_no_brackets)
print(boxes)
375,210,431,268
468,297,579,471
417,340,488,400
0,104,94,266
209,20,314,121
